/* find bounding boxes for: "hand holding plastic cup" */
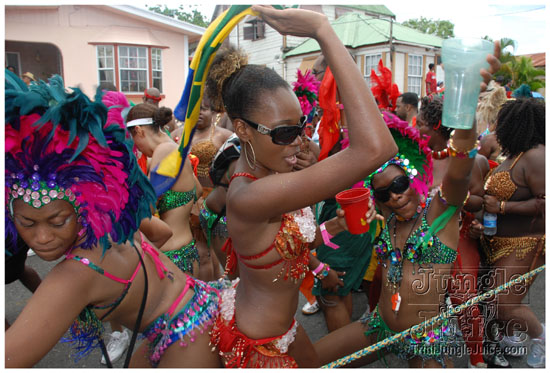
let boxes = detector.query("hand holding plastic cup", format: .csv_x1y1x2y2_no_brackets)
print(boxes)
441,37,494,129
335,188,371,234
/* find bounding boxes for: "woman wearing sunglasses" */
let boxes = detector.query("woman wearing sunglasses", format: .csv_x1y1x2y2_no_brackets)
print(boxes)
417,95,490,368
312,45,501,368
206,6,397,368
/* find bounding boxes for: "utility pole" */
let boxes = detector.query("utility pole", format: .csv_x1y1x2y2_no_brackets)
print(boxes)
389,17,394,64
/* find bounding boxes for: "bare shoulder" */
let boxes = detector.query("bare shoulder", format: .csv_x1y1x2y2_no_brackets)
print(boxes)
524,144,545,158
152,141,178,163
474,153,490,173
214,126,233,142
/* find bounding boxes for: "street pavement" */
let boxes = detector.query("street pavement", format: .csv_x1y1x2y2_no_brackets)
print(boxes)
5,254,545,368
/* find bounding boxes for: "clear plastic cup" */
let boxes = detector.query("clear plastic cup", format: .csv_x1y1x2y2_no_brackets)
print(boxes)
441,38,494,129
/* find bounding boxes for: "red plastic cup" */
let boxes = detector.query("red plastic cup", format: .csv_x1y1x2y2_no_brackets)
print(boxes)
335,188,371,234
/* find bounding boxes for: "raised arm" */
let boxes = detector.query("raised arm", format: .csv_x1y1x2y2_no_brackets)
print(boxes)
232,6,397,219
436,42,501,209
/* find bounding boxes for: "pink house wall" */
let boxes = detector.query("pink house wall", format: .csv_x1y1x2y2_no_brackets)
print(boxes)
5,5,201,111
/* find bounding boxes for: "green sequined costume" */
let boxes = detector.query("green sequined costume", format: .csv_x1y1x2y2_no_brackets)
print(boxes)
312,198,373,297
164,240,199,274
156,186,197,214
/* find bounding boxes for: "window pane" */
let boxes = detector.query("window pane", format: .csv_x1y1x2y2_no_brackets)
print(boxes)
153,79,162,92
139,58,147,69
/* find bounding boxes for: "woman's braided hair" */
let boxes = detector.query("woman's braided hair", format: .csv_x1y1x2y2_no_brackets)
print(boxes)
496,98,545,157
419,95,452,140
205,44,290,120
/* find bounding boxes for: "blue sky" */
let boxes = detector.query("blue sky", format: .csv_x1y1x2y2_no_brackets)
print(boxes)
191,2,547,55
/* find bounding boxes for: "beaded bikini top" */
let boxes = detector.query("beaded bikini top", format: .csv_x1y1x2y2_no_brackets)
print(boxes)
190,125,217,179
374,198,457,286
223,172,316,283
484,152,524,201
157,186,197,214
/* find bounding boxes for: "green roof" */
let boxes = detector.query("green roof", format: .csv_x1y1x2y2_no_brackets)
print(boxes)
339,5,395,18
284,12,443,58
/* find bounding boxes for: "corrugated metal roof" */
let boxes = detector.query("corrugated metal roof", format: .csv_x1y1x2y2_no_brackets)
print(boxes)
284,12,443,58
519,53,546,68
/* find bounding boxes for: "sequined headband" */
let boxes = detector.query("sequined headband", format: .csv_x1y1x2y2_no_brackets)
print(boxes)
7,165,80,214
363,153,419,189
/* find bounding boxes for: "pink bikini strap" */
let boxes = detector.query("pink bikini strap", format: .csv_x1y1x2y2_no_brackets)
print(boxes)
139,231,170,280
167,276,195,316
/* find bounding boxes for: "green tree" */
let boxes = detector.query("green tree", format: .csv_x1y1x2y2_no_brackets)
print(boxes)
402,17,454,38
147,4,210,27
493,37,545,91
509,56,545,91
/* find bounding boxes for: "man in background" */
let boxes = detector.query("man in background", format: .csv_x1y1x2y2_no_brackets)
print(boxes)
142,87,162,106
395,92,419,125
425,63,437,96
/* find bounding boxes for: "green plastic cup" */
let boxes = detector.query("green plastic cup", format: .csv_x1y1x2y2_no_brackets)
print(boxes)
441,38,494,129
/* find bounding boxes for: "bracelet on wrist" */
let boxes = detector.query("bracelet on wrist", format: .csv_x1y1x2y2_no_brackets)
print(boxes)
316,264,331,280
448,131,480,159
312,262,325,276
500,200,506,215
320,222,339,249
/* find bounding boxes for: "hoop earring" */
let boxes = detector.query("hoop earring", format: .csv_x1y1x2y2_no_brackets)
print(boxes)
244,141,256,170
213,113,222,127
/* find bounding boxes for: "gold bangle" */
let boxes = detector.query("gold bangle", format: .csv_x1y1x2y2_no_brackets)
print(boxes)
500,200,506,215
448,132,480,159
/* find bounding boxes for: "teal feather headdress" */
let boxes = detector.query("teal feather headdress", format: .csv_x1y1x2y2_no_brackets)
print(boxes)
5,70,156,254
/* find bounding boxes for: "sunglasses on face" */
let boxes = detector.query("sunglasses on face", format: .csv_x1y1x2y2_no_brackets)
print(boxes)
240,116,307,145
373,175,410,202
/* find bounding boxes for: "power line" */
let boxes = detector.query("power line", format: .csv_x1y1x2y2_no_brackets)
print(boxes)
492,6,545,17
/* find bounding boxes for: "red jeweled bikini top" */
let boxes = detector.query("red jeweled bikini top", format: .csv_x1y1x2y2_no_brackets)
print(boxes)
223,172,315,282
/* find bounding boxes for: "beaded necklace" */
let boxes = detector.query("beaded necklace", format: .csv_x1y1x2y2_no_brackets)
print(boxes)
374,199,457,314
431,147,449,160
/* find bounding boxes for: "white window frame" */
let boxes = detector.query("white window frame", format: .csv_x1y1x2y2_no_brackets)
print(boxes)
96,45,115,87
364,53,382,88
151,48,163,92
408,54,423,96
118,45,149,94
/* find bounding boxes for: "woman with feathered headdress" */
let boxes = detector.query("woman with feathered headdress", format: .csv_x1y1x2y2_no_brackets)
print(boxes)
5,71,222,368
313,44,501,368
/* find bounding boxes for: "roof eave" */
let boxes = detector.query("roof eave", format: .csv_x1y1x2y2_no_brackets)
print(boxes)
104,5,206,36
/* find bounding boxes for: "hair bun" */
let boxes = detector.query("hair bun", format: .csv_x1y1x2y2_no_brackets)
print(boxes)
206,45,248,112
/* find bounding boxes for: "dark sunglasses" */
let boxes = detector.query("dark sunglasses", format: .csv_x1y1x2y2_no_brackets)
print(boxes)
373,175,410,202
240,116,307,145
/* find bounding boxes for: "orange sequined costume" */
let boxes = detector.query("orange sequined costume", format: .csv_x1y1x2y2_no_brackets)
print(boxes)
189,125,218,180
482,152,545,263
210,172,315,368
